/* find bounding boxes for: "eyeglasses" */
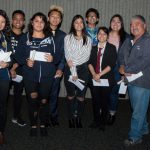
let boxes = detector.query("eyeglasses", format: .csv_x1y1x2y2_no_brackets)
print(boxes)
88,15,97,19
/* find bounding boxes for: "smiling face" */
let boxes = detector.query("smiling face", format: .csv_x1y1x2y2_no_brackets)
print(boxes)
48,11,61,29
12,13,25,30
74,18,84,32
0,15,6,31
110,17,121,32
97,29,108,43
32,16,45,32
86,12,99,26
130,18,146,39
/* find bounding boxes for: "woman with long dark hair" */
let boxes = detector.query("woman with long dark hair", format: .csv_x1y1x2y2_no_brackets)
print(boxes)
15,12,55,137
0,9,12,145
64,15,91,128
107,14,129,125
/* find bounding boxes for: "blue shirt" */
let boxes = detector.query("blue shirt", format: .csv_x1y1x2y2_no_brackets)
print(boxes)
86,26,98,46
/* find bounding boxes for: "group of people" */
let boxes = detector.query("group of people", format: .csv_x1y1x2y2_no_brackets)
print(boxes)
0,5,150,148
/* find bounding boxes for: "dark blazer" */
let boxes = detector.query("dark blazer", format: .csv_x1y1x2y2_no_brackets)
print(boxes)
88,42,117,86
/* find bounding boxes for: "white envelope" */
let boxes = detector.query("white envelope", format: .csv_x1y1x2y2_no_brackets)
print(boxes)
92,79,109,87
126,71,143,82
118,82,127,94
12,75,23,83
0,51,11,62
30,50,50,62
68,75,85,91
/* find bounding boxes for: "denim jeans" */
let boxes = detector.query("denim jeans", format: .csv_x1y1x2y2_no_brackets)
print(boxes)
128,84,150,141
109,64,121,112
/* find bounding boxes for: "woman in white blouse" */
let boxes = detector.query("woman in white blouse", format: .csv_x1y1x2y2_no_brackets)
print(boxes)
64,15,91,128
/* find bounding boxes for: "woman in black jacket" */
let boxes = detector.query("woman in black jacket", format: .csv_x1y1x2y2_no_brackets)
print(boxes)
88,27,117,131
15,12,55,137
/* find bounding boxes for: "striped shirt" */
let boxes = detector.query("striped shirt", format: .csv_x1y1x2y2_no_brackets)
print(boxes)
64,34,92,66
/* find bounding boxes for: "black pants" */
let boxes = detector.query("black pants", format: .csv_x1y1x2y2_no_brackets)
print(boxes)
91,86,112,126
64,63,89,119
12,81,24,119
24,79,53,126
0,80,9,132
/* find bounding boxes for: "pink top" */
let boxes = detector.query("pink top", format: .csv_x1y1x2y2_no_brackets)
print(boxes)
108,34,120,52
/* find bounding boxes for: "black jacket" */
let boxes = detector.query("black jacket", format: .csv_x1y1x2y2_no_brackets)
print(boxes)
88,42,117,86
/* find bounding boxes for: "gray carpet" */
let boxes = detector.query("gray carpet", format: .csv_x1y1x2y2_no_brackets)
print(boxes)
0,96,150,150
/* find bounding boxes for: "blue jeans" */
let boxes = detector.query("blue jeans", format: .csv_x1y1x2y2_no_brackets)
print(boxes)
49,77,61,120
128,84,150,141
109,64,121,112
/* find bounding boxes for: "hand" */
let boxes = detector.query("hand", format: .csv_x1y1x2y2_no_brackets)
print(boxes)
67,60,73,68
45,53,53,62
0,61,9,68
55,69,63,78
72,75,78,81
10,69,17,78
26,58,34,67
124,72,132,76
93,73,100,81
119,66,125,75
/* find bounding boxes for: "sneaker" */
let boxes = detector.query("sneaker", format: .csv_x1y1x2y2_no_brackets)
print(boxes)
124,138,142,147
107,114,116,125
12,117,26,127
12,118,18,124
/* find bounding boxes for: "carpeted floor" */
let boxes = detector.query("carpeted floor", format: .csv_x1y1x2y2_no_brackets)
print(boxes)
0,96,150,150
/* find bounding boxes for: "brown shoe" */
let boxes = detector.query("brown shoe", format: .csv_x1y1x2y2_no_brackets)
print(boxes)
0,133,5,145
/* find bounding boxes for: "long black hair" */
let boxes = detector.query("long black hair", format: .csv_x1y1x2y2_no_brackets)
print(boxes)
28,12,49,41
69,14,87,45
109,14,126,44
0,9,11,38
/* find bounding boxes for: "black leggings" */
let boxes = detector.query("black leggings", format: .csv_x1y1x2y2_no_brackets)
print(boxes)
24,79,53,126
12,80,24,119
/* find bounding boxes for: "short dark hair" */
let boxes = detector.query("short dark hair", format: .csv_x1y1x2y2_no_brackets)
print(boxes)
132,15,146,24
85,8,99,19
97,26,109,36
12,10,25,20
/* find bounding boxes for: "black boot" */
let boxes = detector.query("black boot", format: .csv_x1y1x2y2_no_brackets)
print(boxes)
107,114,116,125
69,118,75,128
75,117,83,128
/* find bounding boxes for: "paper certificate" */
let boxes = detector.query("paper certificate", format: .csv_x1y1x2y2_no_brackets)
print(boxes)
126,71,143,82
0,51,12,62
92,79,109,87
68,76,85,91
12,75,23,83
30,50,50,62
118,82,127,94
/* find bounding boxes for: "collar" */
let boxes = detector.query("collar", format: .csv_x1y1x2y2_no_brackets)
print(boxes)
98,42,107,54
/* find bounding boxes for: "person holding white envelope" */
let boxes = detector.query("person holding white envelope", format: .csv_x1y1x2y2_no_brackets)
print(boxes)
88,27,117,131
64,15,92,128
119,15,150,146
15,12,55,137
0,10,12,145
